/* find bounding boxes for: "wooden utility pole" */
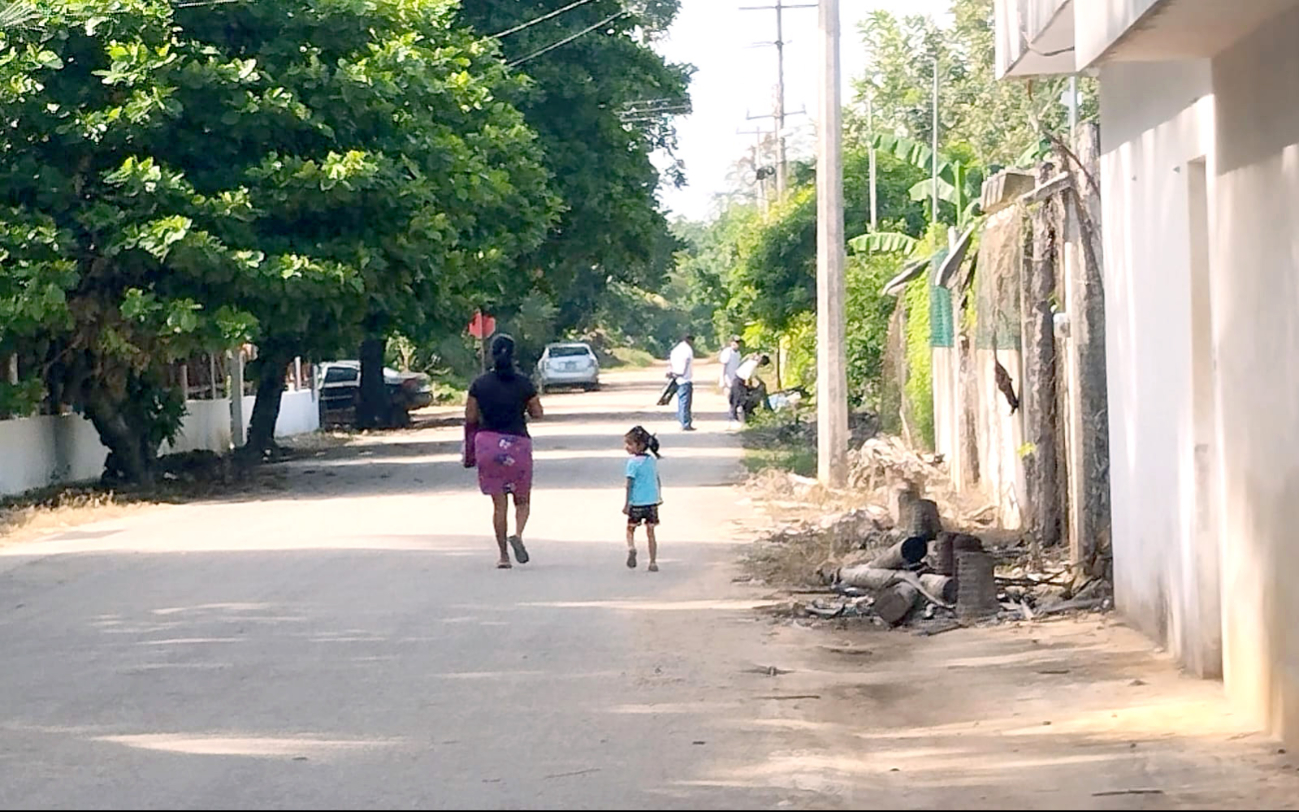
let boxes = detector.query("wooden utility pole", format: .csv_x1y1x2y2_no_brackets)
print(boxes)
816,0,848,487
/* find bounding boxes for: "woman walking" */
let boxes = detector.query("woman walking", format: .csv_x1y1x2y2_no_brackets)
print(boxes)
463,334,544,569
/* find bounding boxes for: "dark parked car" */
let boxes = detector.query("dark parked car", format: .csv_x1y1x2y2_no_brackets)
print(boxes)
315,361,433,427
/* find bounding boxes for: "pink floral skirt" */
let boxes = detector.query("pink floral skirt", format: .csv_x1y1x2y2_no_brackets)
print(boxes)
474,432,533,498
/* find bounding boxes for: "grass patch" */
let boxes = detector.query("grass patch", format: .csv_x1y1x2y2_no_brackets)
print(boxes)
740,410,818,478
429,380,467,406
743,444,817,478
601,347,657,369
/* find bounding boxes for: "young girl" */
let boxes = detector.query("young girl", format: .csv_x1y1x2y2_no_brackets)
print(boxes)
622,426,662,571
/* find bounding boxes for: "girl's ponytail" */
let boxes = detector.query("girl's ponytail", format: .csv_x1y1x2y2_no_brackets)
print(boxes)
626,425,661,458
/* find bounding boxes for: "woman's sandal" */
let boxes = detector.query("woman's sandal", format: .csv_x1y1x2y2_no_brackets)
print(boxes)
508,535,530,565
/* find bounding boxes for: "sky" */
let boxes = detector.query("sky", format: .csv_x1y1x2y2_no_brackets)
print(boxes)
653,0,950,222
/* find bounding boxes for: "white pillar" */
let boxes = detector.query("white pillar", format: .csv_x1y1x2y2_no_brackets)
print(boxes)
817,0,848,487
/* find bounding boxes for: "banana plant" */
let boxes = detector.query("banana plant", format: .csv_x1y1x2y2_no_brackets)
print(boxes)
848,132,983,281
0,2,38,29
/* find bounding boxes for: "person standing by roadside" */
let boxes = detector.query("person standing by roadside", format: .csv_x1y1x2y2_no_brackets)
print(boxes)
463,334,544,569
668,333,696,431
718,335,742,397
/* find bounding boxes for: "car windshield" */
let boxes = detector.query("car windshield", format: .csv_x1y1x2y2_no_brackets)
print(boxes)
548,346,591,358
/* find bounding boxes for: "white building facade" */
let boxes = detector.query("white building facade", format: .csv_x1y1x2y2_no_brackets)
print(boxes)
996,0,1299,744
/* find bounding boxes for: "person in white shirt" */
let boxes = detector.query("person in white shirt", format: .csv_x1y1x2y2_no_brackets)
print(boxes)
668,334,696,431
718,336,742,395
728,353,771,424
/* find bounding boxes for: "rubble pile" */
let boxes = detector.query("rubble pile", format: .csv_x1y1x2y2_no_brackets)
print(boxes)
746,433,1113,632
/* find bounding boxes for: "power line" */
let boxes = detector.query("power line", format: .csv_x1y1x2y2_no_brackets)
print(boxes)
507,10,626,68
492,0,603,39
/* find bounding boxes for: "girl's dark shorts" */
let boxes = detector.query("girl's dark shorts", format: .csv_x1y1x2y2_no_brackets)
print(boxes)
627,505,660,526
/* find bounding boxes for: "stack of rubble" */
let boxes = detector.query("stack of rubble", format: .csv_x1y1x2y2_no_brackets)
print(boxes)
751,433,1113,631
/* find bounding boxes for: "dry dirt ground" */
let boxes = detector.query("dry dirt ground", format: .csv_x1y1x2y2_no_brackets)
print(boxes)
0,364,1295,809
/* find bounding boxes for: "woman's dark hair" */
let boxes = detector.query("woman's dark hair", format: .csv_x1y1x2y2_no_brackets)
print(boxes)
625,425,661,458
490,333,517,380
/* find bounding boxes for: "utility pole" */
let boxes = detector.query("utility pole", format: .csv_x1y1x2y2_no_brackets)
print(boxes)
738,126,774,213
816,0,847,487
1068,75,1078,146
867,92,877,231
932,55,940,223
742,1,816,201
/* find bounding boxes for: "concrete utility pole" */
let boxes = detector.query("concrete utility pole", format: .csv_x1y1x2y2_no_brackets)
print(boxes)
737,126,774,213
932,56,940,222
816,0,848,487
741,1,815,201
867,92,877,231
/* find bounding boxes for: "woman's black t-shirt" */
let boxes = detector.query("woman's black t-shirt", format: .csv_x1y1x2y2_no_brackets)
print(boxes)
469,371,538,437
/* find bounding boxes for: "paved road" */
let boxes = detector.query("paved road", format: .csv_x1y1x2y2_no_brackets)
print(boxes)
8,365,1299,810
0,366,821,810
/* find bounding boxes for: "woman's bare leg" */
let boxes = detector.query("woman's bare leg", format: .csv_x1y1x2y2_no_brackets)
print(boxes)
491,494,510,565
513,494,531,540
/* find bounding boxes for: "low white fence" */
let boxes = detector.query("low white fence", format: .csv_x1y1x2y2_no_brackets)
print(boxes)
0,389,319,497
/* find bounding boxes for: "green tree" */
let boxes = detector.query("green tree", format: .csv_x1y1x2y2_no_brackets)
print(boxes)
166,0,557,447
456,0,692,337
0,0,557,479
852,0,1096,173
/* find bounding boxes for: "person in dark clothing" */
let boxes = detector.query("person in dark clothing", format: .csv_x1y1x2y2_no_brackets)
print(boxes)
728,353,771,423
464,334,544,569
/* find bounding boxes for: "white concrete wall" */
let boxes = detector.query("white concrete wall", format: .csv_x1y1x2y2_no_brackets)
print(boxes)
165,400,233,455
238,389,319,439
1098,58,1221,675
0,414,109,495
1210,3,1299,742
1075,0,1160,66
996,0,1077,77
0,390,319,497
973,349,1026,529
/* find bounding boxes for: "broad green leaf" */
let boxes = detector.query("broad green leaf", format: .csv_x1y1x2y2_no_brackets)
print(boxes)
849,230,920,255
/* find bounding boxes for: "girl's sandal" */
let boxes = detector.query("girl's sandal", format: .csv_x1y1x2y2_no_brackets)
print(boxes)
496,560,512,569
648,562,659,572
626,548,637,569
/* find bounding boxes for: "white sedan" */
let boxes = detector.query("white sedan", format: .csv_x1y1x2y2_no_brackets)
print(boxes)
536,342,600,393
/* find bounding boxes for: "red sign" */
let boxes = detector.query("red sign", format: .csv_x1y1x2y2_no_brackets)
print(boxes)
467,310,496,340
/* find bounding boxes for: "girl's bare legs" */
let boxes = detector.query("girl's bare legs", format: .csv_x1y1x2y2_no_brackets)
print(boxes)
646,525,659,571
625,524,638,568
491,494,510,566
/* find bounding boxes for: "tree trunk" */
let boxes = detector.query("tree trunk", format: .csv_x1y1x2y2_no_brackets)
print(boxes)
356,337,388,429
84,388,156,488
246,351,291,459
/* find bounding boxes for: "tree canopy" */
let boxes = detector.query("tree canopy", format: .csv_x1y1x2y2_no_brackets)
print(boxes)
0,0,559,479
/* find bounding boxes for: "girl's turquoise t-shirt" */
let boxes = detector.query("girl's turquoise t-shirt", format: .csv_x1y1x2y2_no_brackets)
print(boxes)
625,454,662,506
